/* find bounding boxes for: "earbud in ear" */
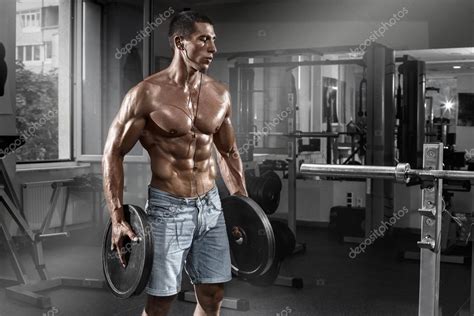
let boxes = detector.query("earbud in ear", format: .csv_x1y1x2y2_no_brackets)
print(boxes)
176,38,185,50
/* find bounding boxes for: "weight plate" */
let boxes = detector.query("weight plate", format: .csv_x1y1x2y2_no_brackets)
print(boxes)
222,195,275,279
102,204,153,299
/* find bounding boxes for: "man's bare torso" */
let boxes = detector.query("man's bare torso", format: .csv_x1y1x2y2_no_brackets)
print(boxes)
138,71,229,197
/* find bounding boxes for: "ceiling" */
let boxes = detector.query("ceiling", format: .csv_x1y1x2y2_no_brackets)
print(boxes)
395,47,474,77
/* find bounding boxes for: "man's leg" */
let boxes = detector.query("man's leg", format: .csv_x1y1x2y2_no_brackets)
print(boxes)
142,294,177,316
193,283,225,316
144,187,196,316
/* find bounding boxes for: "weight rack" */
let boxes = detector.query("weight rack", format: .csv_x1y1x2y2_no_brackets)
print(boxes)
300,143,474,316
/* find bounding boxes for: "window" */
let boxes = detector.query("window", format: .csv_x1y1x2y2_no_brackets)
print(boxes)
16,44,51,62
15,0,72,163
42,6,59,27
33,45,40,61
16,46,23,61
25,45,32,61
45,41,52,59
19,10,41,30
77,0,149,162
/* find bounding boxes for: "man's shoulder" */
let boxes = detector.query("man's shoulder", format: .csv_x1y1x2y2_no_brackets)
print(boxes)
141,71,169,89
125,73,167,101
124,81,154,105
122,76,165,115
203,74,229,96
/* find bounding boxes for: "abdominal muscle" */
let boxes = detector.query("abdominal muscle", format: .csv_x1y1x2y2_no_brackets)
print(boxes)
142,131,219,198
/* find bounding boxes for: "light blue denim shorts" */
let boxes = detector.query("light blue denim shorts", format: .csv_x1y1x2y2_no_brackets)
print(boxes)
144,185,232,297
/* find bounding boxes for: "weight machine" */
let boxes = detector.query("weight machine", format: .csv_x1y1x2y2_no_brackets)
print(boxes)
229,52,366,247
0,138,105,308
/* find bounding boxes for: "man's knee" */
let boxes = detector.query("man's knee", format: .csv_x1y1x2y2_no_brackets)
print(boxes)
142,294,177,316
196,284,224,312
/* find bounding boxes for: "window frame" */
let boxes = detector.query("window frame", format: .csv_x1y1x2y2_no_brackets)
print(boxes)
45,41,53,60
15,0,75,166
74,0,152,163
19,9,41,30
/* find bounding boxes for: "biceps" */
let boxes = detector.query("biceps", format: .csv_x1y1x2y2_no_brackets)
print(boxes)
214,118,236,155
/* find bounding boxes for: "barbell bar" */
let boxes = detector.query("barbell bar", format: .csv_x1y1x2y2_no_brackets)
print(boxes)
300,163,474,183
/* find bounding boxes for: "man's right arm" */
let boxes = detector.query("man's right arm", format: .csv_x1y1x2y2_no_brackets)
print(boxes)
102,84,147,255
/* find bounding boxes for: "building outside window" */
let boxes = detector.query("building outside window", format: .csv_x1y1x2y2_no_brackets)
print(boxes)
15,0,72,162
44,41,52,60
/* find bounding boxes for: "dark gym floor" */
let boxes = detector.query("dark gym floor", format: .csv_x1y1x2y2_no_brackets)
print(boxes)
0,224,470,316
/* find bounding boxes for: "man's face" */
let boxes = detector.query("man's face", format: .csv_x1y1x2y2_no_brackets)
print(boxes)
181,22,217,71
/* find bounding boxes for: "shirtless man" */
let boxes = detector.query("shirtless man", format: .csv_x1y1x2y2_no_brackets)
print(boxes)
102,10,247,316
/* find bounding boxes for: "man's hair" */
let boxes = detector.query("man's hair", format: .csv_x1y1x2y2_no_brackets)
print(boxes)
168,10,213,49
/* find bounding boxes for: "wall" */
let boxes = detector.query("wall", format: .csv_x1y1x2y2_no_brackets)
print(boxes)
154,0,474,57
154,19,428,60
275,179,366,224
275,178,334,223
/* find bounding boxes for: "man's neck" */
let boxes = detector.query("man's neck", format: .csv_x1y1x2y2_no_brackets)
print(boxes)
168,57,201,88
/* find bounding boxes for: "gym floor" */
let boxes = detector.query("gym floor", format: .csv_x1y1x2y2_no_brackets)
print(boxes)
0,224,470,316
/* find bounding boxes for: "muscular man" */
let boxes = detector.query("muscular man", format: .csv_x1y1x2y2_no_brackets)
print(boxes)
102,10,247,316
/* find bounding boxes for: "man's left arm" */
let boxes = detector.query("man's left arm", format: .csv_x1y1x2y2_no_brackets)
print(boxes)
213,91,248,197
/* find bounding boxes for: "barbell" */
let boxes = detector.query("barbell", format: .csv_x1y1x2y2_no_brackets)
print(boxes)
300,162,474,182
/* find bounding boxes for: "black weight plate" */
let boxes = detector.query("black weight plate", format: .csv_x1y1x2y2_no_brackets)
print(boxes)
102,204,154,299
261,170,282,192
246,175,281,215
270,219,296,259
248,257,282,287
261,177,281,214
222,195,275,279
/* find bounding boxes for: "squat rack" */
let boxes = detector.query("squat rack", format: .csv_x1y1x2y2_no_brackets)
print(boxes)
300,143,474,316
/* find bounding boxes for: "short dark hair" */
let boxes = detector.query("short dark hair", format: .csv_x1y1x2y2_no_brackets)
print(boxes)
168,10,213,49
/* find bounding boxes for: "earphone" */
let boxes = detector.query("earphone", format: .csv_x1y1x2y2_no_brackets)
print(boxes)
176,37,202,71
176,37,185,50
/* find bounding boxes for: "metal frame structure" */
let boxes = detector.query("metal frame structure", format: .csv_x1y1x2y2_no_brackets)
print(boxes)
364,44,395,240
300,143,474,316
230,53,366,241
0,159,105,308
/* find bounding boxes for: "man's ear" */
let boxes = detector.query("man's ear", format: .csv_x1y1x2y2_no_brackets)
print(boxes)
175,36,184,50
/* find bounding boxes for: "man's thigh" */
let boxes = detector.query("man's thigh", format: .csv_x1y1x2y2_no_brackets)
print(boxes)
145,192,196,296
185,210,232,285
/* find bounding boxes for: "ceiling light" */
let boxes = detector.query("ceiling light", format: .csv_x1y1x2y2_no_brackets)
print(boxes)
444,99,455,110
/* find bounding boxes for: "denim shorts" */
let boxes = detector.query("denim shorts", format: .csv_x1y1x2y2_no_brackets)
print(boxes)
144,185,232,297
